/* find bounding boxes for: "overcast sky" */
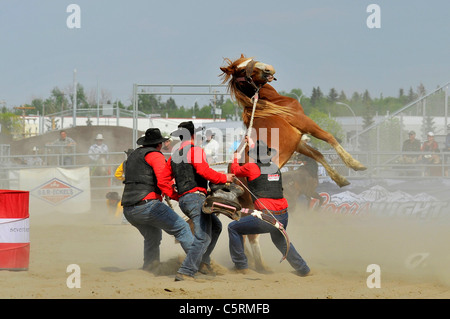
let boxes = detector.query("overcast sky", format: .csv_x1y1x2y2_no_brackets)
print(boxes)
0,0,449,109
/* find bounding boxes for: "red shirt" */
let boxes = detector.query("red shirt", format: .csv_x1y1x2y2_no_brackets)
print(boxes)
230,157,288,211
141,151,178,201
421,140,439,152
163,140,227,197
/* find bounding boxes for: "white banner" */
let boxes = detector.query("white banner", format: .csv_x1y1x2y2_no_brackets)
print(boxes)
0,218,30,243
19,167,91,214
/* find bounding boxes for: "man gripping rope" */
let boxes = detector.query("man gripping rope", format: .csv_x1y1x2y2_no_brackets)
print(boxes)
228,138,311,276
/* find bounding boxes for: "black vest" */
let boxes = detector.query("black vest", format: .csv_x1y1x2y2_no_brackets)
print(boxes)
171,144,208,195
247,162,283,199
121,147,161,207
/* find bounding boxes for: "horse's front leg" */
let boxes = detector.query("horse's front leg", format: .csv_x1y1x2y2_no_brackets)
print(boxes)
245,234,271,273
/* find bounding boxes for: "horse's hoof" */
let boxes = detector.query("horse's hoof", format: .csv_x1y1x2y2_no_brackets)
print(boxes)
337,178,350,188
353,164,367,171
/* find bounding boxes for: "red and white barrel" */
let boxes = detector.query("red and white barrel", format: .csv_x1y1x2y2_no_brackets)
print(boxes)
0,190,30,270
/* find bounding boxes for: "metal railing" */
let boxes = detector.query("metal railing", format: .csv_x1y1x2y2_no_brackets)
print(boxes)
0,151,129,203
1,150,449,204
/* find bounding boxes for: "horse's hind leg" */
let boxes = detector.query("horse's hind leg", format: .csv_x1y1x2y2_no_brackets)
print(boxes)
297,117,366,171
333,143,366,171
296,142,350,187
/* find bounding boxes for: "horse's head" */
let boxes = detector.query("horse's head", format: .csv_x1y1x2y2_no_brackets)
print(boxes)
220,54,276,96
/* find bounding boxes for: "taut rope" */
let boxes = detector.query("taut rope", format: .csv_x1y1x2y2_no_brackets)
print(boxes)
210,89,259,166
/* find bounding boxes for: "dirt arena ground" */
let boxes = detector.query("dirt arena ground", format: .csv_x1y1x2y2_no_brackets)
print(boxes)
1,200,449,301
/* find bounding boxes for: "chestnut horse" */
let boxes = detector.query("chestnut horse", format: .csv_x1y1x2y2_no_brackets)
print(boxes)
220,54,366,271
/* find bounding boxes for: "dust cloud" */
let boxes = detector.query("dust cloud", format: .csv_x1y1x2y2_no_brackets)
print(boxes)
2,195,447,299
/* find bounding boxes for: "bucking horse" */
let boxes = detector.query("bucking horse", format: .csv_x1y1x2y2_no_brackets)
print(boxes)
217,54,367,272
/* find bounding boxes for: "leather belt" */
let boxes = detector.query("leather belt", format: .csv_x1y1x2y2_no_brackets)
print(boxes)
263,208,287,215
135,199,155,206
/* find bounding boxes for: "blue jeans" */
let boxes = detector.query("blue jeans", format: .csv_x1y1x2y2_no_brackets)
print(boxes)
177,193,222,276
228,211,310,275
123,199,194,269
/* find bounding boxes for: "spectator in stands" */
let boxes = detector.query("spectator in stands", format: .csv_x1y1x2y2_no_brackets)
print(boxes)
421,132,439,154
88,134,109,163
420,132,441,176
401,131,421,164
49,130,76,166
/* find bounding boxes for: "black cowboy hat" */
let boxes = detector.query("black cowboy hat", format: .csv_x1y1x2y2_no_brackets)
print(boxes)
137,128,169,146
248,140,277,161
171,121,203,137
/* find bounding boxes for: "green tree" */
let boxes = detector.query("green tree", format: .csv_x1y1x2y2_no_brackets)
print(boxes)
30,98,44,115
308,109,345,150
422,115,436,136
164,97,178,112
362,89,372,106
50,87,70,114
138,93,161,114
327,88,339,103
417,83,426,97
310,87,324,106
407,87,417,103
338,90,348,103
68,84,89,110
221,99,240,120
0,111,22,139
350,92,361,105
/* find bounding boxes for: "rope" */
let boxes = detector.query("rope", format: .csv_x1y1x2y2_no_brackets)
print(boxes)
233,176,290,262
210,90,260,167
239,89,259,155
233,177,273,219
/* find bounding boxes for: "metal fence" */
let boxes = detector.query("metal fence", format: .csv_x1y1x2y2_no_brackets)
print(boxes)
0,151,128,203
355,82,449,154
1,149,449,206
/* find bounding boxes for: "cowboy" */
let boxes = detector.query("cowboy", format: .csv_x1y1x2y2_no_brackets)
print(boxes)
202,129,220,163
161,135,173,160
88,133,109,162
229,138,311,276
162,121,234,281
121,128,194,272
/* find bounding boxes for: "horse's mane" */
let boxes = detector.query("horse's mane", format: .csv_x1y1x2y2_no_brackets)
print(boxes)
233,89,297,126
220,57,297,126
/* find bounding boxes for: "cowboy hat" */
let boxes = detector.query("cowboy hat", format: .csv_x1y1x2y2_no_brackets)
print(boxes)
137,128,169,146
171,121,203,137
248,140,277,161
95,133,104,140
205,129,215,137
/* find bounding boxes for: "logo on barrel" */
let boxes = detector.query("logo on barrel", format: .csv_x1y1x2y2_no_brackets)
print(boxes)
30,178,83,205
